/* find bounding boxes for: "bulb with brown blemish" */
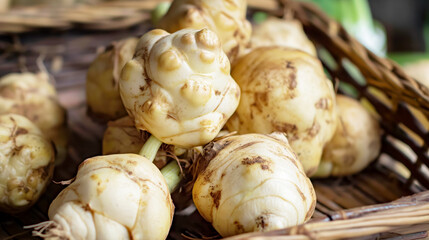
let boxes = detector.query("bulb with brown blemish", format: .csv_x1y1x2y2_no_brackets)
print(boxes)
86,37,139,122
157,0,251,62
0,72,68,165
0,114,55,214
314,95,382,177
193,132,316,237
120,28,240,148
226,47,337,176
45,154,173,240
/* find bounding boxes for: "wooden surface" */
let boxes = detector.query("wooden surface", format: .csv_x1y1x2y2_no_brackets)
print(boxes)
0,19,426,240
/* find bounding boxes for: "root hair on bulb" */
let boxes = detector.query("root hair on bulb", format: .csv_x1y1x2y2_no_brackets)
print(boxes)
25,220,67,239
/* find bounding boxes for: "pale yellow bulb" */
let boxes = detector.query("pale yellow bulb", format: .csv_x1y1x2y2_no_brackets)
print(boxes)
0,114,54,213
157,0,251,62
227,47,337,176
120,28,240,148
193,133,316,237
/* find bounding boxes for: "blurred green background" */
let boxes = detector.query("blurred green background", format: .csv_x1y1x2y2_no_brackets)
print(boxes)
300,0,429,65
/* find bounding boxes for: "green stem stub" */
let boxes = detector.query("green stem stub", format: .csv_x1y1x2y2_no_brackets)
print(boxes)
139,135,163,162
138,134,183,192
161,161,182,193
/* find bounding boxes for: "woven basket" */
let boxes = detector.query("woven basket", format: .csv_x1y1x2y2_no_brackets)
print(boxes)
0,0,429,239
0,0,275,34
0,0,161,34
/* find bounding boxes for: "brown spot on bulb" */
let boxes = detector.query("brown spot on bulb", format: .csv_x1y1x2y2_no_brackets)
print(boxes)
30,165,51,183
307,122,320,138
254,92,268,106
142,101,153,113
234,221,245,233
288,75,297,89
242,156,271,171
306,166,317,176
283,61,298,90
227,45,239,61
196,29,220,49
235,87,240,99
234,141,261,151
139,85,147,92
315,98,330,109
203,169,214,183
272,122,298,141
24,188,34,200
201,140,232,176
158,50,182,71
126,160,138,166
82,203,92,212
251,101,263,113
10,144,23,156
210,190,222,208
167,112,178,120
255,215,268,229
285,61,295,70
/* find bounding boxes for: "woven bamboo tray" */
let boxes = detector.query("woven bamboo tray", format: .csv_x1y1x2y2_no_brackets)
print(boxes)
0,0,276,34
1,0,429,239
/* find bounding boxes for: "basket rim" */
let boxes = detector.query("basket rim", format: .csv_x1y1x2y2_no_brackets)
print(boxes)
224,191,429,240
